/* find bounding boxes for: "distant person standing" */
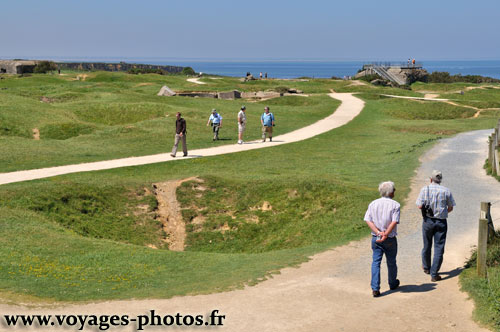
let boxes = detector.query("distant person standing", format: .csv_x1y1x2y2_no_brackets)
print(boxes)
416,170,456,282
407,58,411,67
261,106,275,142
170,112,187,157
265,72,268,79
207,108,223,141
364,181,401,297
237,106,246,144
259,72,263,79
412,58,416,67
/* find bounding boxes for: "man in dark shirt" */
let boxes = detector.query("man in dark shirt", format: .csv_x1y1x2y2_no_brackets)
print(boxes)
171,112,187,157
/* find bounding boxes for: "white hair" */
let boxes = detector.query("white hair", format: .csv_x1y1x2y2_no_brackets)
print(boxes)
378,181,395,197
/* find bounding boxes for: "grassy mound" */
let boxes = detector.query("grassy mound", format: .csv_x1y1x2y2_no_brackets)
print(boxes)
0,72,499,302
382,98,476,120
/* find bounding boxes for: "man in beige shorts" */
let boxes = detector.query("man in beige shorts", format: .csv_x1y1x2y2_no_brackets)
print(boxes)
237,106,246,144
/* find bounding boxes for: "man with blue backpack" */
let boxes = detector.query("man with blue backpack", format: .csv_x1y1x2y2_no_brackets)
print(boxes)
207,108,223,141
261,106,275,142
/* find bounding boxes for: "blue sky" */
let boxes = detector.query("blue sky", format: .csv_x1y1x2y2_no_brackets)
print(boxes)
1,0,499,60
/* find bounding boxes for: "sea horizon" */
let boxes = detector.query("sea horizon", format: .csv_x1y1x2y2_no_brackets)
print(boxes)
2,57,500,79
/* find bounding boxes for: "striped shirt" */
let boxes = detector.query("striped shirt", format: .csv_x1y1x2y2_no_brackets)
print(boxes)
364,197,400,238
416,183,456,219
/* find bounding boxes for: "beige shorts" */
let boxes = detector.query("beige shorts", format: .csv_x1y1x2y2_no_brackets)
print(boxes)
238,123,246,133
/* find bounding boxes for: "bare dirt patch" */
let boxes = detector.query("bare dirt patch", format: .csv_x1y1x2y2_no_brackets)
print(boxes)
32,128,40,140
424,93,440,99
153,177,202,251
74,74,88,81
347,80,367,87
40,96,54,103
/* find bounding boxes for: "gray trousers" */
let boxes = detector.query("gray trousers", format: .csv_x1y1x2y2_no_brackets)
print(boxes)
172,134,187,156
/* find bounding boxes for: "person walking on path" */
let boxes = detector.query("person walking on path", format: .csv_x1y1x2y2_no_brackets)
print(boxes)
237,106,246,145
170,112,187,157
261,106,275,142
416,170,456,282
364,181,401,297
207,109,223,141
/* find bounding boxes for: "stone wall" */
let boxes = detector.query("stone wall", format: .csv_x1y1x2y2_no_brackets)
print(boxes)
55,62,184,73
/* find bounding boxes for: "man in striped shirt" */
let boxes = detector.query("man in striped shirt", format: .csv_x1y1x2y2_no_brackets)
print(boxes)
364,181,401,297
416,170,456,282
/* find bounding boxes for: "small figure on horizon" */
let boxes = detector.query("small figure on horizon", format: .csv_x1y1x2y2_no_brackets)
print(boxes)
237,106,246,144
170,112,188,157
416,170,456,282
407,58,411,67
261,106,275,142
207,108,223,141
412,58,416,67
260,72,263,79
265,72,268,79
364,181,401,297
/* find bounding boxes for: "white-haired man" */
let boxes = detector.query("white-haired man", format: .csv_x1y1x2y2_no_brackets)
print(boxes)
416,170,455,282
364,181,400,297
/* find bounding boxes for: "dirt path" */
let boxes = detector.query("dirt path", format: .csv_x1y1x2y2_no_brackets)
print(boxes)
187,78,206,85
382,94,500,119
1,130,495,332
0,93,364,185
153,177,201,251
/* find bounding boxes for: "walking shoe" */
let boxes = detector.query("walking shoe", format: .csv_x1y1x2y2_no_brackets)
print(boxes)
269,137,272,142
423,268,430,275
238,140,243,144
262,139,266,142
170,154,176,158
431,275,442,282
183,153,188,157
390,279,400,290
372,290,380,298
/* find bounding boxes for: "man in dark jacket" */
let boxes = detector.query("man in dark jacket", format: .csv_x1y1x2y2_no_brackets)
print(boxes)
171,112,187,157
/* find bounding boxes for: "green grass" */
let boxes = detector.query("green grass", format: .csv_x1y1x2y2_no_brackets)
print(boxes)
460,232,500,331
0,73,499,303
0,72,344,172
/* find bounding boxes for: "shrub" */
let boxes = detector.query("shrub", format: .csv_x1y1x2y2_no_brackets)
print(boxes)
181,67,196,76
34,61,57,74
127,68,166,75
419,71,500,84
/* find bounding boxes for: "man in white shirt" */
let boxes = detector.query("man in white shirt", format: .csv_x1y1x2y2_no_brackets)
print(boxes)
237,106,246,144
364,181,401,297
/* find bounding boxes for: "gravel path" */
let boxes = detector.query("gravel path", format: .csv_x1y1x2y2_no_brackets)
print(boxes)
0,93,363,185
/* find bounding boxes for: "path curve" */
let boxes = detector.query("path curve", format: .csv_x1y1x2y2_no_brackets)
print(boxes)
1,130,495,332
0,93,364,185
186,78,206,85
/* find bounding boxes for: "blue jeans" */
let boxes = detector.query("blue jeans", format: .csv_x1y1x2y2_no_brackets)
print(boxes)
371,236,398,291
422,217,447,277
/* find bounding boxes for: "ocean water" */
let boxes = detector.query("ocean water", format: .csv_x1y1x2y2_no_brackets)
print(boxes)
150,60,500,80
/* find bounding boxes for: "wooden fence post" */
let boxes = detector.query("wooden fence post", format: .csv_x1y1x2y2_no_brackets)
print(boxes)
478,202,489,277
491,133,497,175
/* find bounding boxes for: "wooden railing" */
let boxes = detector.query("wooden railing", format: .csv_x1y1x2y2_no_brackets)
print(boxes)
488,119,500,175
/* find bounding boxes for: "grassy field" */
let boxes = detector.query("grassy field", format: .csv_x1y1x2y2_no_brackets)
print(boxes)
460,232,500,331
0,72,499,303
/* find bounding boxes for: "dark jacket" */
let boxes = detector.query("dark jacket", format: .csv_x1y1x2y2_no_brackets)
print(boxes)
175,118,186,135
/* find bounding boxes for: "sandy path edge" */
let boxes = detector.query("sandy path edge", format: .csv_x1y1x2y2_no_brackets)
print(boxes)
0,93,363,185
